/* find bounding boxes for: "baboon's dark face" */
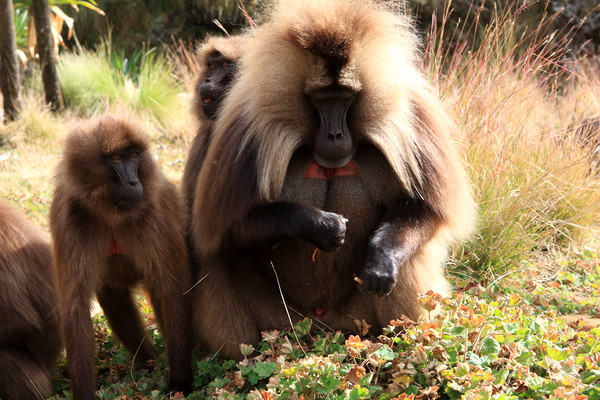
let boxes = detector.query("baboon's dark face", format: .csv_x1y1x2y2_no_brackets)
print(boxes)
106,146,143,210
308,86,356,168
199,52,237,119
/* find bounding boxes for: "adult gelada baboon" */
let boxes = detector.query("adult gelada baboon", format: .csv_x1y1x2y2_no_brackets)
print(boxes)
50,115,193,399
0,200,61,399
182,34,245,213
182,35,244,279
192,0,476,360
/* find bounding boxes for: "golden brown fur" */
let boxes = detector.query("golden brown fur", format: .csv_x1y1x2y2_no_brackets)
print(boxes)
0,200,61,399
192,0,476,359
50,115,193,399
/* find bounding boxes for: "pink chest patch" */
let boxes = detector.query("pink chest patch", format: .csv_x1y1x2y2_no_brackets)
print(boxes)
304,160,359,180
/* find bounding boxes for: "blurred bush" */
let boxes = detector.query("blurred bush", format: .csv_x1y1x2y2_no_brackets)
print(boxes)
408,0,600,55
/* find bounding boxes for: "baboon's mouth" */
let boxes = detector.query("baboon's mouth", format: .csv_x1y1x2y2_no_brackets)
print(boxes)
203,97,213,104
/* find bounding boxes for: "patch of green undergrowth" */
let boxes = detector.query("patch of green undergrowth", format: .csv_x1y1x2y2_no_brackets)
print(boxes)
57,41,185,130
50,312,171,399
182,287,600,399
503,249,600,318
49,257,600,399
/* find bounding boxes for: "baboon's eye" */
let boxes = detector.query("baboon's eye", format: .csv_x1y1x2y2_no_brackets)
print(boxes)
130,152,139,161
111,154,122,163
222,62,229,69
208,63,215,70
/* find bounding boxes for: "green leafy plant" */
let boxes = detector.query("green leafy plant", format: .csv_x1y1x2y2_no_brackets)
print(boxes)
47,261,600,399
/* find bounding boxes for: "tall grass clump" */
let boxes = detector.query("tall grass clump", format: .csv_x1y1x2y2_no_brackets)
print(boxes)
0,90,65,144
57,41,185,131
427,1,600,278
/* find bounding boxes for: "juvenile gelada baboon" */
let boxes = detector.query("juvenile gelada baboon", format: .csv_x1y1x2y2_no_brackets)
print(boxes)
0,200,62,399
50,115,193,399
192,0,476,360
182,34,245,213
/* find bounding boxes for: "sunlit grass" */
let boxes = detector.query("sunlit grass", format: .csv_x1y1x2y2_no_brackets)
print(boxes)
426,2,600,278
57,41,191,134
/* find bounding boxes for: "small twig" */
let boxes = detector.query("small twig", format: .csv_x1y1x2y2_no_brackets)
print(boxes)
183,272,210,296
21,368,45,400
270,261,307,357
129,336,148,386
483,268,528,292
239,1,258,28
213,19,229,36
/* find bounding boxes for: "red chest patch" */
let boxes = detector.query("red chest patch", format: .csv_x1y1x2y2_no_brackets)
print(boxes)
304,160,359,180
107,236,126,256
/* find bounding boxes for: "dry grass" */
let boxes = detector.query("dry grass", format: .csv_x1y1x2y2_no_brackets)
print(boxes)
422,1,600,278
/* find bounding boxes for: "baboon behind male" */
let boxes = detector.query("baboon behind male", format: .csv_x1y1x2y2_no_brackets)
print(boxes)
50,115,193,399
0,199,61,399
182,35,244,212
182,35,244,278
192,0,476,359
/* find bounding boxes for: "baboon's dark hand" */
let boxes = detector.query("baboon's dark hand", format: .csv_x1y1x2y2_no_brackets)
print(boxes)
357,248,400,296
306,211,347,252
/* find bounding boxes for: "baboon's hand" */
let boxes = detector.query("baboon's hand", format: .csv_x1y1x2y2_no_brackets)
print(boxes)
305,211,347,252
357,248,400,296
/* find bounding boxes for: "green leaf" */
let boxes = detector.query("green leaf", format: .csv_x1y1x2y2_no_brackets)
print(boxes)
580,369,600,384
293,318,312,337
583,387,600,400
502,322,519,333
246,371,259,385
481,337,501,357
405,385,419,395
313,337,327,353
366,385,383,395
455,363,470,378
450,326,467,336
516,351,535,366
254,362,278,379
209,377,231,389
525,375,546,390
349,385,370,400
446,347,459,364
317,374,340,393
468,352,488,366
547,347,569,361
493,369,510,385
374,344,397,361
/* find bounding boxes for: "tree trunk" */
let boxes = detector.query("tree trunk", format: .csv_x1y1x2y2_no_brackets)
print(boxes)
0,0,21,122
31,0,63,112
